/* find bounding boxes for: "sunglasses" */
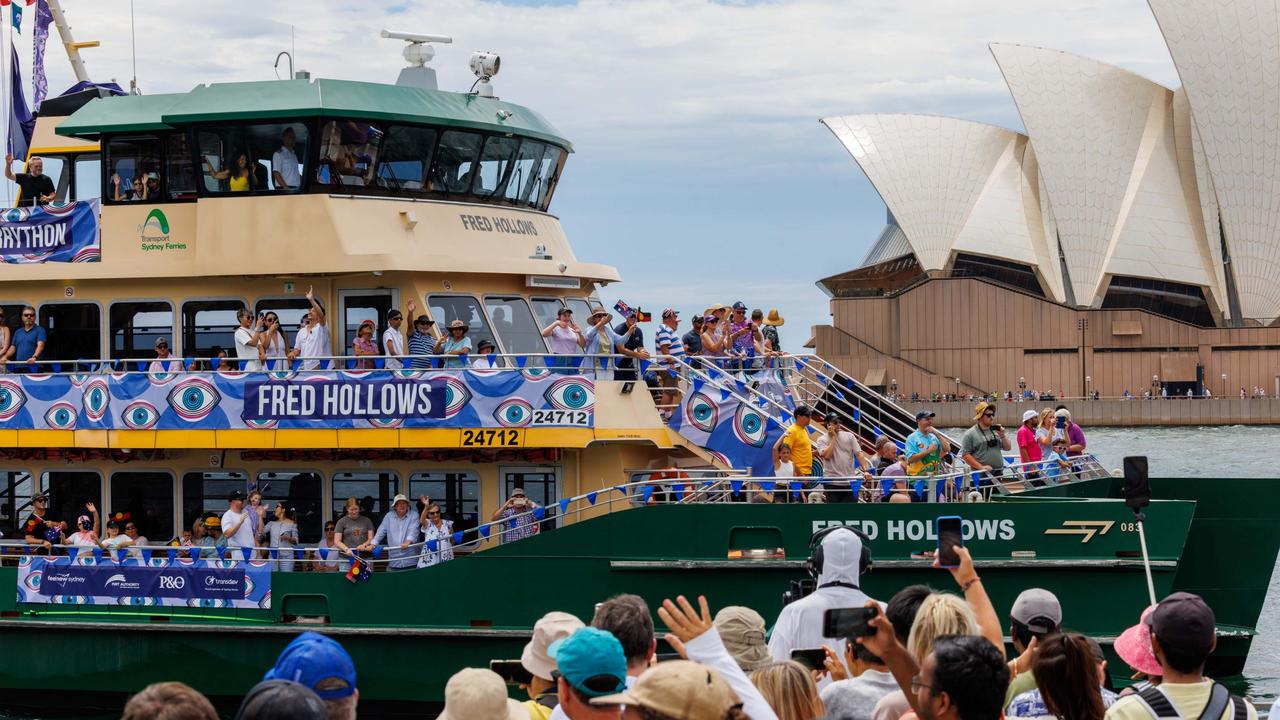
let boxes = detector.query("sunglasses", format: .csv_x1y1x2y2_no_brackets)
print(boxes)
707,318,718,324
156,344,168,349
325,526,335,531
427,511,440,516
982,411,995,417
21,313,34,318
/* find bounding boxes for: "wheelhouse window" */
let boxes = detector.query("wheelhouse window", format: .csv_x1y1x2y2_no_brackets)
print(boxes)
330,471,397,529
182,299,243,366
374,125,437,192
485,295,546,356
427,294,498,353
73,153,102,202
39,302,102,367
110,300,174,361
471,136,519,198
318,121,382,189
431,130,482,195
0,470,33,537
105,136,161,203
257,471,323,543
165,134,197,200
530,297,565,332
409,471,479,536
26,154,68,203
528,145,565,210
564,297,593,322
181,470,248,534
110,471,174,542
197,122,309,194
41,471,101,531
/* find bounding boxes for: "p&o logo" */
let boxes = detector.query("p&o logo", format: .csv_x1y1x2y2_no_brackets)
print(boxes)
159,575,186,590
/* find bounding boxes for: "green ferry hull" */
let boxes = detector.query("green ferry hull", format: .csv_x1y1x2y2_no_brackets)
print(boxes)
2,493,1240,705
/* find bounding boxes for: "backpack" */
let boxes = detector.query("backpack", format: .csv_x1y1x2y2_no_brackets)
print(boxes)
1134,682,1248,720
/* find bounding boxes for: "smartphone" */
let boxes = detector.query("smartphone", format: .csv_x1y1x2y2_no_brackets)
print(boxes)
489,660,533,686
655,652,683,663
937,515,963,568
822,607,878,638
790,648,827,671
1056,416,1066,429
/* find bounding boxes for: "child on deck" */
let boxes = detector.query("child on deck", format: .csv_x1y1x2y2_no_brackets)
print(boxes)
1044,438,1071,483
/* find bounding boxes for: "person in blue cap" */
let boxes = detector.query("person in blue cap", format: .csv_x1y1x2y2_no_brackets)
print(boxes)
263,631,358,720
547,627,628,720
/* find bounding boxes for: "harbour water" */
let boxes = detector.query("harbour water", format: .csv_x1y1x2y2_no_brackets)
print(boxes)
2,425,1277,719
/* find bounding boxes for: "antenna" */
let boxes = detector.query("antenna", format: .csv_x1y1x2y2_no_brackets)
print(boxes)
128,0,138,94
381,29,452,91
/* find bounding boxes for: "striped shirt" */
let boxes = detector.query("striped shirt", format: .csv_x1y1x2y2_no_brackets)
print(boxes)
407,331,434,369
656,325,685,364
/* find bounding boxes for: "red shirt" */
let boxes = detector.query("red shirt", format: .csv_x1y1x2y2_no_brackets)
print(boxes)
1016,424,1042,463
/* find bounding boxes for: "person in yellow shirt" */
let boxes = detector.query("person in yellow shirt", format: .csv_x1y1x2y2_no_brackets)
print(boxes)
778,405,814,478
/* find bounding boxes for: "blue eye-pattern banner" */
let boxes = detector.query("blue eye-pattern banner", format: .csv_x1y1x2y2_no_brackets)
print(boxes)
0,368,595,430
0,200,101,263
16,554,272,610
668,373,786,476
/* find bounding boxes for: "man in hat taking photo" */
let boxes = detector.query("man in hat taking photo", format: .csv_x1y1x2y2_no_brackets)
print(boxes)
961,401,1010,479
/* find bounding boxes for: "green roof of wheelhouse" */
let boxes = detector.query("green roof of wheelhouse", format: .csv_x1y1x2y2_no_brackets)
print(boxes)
56,78,572,150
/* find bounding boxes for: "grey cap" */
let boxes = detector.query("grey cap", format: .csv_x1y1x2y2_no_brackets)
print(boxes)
713,606,771,672
1010,588,1062,633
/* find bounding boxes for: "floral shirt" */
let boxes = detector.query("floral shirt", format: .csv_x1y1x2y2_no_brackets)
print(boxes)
761,325,781,352
420,518,455,567
353,336,377,369
730,319,754,356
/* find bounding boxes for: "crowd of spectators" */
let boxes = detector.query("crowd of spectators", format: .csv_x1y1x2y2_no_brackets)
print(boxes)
113,525,1257,720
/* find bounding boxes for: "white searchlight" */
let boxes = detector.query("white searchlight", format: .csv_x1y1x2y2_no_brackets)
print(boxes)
470,51,501,98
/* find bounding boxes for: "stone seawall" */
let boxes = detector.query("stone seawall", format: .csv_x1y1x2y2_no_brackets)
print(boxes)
901,398,1280,427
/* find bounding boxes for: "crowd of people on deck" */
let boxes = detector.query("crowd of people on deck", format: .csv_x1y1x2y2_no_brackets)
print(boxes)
114,526,1257,720
897,385,1269,403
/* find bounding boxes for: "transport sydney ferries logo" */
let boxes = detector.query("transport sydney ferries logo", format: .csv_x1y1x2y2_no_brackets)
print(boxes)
138,208,187,252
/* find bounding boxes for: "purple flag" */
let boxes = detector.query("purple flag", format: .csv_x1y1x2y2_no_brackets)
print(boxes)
8,43,33,158
32,1,49,107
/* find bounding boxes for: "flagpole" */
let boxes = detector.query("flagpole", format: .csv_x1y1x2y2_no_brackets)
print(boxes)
3,5,10,208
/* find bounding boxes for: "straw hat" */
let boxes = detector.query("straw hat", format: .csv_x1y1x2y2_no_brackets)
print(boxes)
763,309,785,326
703,303,727,316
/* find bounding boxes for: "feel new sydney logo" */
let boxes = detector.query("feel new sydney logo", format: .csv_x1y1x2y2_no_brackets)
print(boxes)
138,208,187,252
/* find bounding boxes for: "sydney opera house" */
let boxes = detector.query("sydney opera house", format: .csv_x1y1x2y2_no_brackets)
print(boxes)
814,0,1280,400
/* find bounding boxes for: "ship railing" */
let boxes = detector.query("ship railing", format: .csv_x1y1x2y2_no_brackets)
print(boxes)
0,456,1112,572
785,356,942,447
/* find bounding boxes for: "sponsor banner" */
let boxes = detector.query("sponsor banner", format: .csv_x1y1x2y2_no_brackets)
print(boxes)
669,369,786,476
0,200,100,263
16,555,271,609
0,368,595,430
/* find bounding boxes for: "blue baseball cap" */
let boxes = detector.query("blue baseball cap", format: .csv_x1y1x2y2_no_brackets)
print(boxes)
263,631,357,700
549,628,627,698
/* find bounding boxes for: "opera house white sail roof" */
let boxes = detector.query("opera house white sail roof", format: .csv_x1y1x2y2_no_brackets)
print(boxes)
822,0,1280,327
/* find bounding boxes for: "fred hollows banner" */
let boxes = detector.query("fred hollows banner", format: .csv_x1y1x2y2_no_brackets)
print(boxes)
0,368,595,430
16,555,271,609
0,199,100,263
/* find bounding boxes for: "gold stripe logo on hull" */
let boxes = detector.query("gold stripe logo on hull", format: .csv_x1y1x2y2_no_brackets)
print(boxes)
1043,520,1115,543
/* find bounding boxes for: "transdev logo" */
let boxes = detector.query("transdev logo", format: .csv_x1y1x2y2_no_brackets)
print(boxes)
139,208,170,239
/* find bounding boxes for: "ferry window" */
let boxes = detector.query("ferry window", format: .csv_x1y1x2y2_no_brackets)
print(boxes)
564,298,593,323
105,136,161,203
28,154,69,203
110,300,174,361
432,130,482,194
39,302,102,366
330,471,397,529
250,122,309,192
531,146,566,210
427,294,498,353
318,120,380,189
254,298,313,331
0,470,33,537
505,140,544,203
197,127,245,193
484,296,546,356
339,290,396,362
472,136,519,197
165,134,196,200
40,471,101,530
110,471,174,542
257,471,323,543
530,297,565,332
181,470,248,533
374,125,436,192
73,153,101,202
409,471,478,536
182,299,243,362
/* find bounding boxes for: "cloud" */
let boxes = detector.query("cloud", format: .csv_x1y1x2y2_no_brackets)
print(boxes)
22,0,1183,343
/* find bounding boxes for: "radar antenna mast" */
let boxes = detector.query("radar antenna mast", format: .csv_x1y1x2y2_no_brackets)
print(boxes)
381,29,452,91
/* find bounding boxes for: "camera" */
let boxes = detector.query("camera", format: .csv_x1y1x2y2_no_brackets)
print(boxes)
782,578,816,606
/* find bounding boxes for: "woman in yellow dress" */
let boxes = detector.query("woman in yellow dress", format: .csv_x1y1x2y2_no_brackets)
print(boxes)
203,150,253,191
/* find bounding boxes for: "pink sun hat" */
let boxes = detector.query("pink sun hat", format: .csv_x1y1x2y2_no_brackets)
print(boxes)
1114,605,1161,676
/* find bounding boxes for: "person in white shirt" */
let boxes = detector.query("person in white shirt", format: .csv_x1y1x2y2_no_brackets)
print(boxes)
471,339,501,369
270,127,302,191
148,337,181,374
288,286,331,371
233,308,263,372
221,490,257,550
382,309,406,370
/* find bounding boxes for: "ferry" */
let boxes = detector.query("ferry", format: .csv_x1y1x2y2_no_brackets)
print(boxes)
0,7,1276,714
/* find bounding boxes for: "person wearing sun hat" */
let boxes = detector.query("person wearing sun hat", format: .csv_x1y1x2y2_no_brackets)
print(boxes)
434,320,473,369
438,668,526,720
370,493,419,571
518,611,585,719
1114,605,1162,686
590,660,744,720
961,400,1010,478
546,627,628,719
712,606,771,673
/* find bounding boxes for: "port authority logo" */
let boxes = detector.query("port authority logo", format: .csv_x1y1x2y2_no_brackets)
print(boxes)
1044,520,1114,543
138,208,187,252
104,573,143,592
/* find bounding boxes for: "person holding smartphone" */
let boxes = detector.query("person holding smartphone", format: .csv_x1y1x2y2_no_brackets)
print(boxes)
904,411,950,477
491,488,539,542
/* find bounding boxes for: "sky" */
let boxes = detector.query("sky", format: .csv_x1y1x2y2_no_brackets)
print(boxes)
13,0,1183,348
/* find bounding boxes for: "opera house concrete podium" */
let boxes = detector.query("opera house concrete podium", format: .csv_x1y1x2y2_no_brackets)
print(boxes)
816,0,1280,400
